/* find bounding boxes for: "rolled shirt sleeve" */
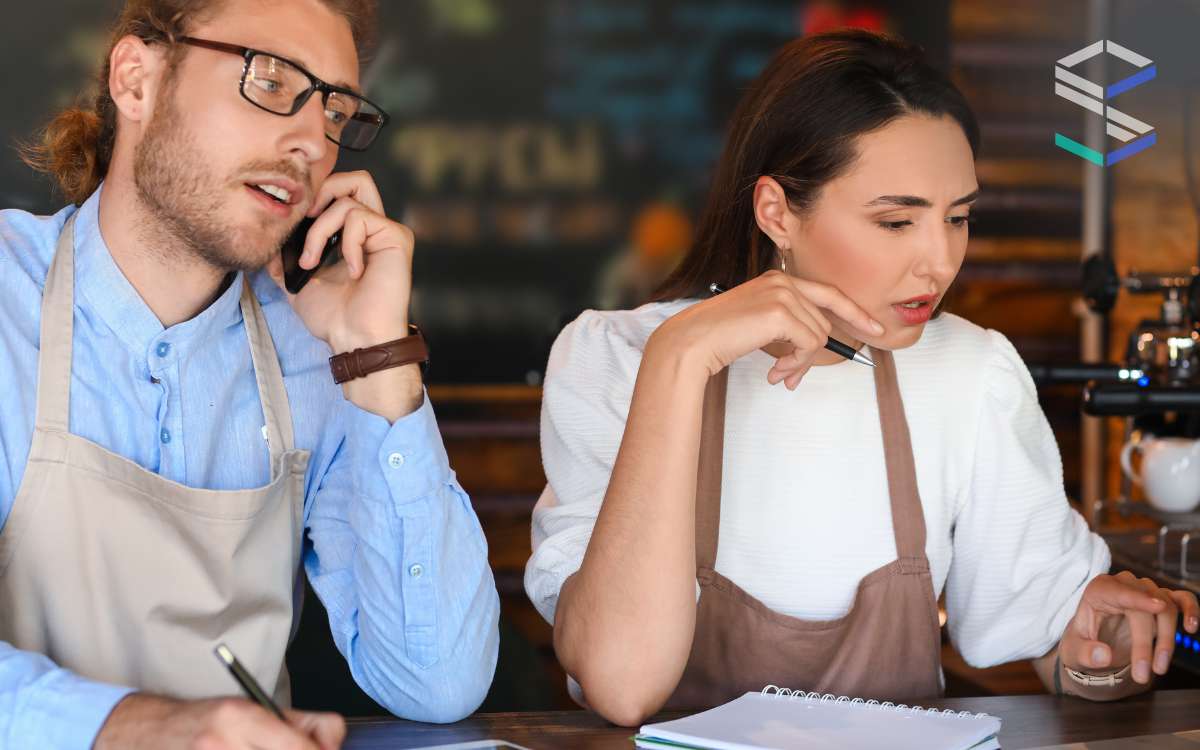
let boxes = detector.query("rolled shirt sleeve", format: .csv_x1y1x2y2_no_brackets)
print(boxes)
304,391,500,723
945,330,1111,667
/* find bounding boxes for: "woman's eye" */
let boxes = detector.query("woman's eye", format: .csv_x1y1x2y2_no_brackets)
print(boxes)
877,220,912,232
947,214,973,228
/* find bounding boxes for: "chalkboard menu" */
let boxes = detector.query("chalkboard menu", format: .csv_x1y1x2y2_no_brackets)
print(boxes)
1,1,947,382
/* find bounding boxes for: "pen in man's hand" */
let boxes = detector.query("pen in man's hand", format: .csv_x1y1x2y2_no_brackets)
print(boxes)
708,282,875,367
214,642,286,721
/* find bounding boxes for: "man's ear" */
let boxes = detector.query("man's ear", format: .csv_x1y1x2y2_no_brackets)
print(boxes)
109,35,168,125
752,175,795,251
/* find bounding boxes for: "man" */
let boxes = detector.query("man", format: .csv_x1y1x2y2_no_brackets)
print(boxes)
0,0,499,747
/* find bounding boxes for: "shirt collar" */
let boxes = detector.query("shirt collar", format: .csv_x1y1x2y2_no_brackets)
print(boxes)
72,183,248,366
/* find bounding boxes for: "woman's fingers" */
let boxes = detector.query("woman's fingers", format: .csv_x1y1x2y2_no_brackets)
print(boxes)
704,272,873,387
761,281,828,386
1096,574,1167,615
1126,603,1157,683
1170,590,1200,634
1070,636,1113,671
1152,596,1178,675
782,365,811,390
789,277,885,337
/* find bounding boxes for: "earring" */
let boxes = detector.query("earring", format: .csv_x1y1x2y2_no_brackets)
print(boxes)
777,247,789,273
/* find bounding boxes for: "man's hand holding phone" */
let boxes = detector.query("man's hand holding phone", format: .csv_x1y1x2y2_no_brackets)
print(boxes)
266,170,424,421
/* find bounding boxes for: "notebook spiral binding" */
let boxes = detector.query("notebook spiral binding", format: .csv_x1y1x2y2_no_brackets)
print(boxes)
761,685,994,721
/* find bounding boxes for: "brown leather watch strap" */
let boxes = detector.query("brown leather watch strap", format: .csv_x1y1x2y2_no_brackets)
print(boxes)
329,325,429,384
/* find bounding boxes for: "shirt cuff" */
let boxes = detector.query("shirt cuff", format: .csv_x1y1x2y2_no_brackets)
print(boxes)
17,671,134,749
342,388,452,507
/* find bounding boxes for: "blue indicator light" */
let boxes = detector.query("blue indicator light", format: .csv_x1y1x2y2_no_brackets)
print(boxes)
1137,375,1151,387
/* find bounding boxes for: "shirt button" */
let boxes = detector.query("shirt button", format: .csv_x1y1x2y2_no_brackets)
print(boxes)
160,428,171,444
156,342,171,357
408,563,424,578
387,452,405,468
150,376,161,384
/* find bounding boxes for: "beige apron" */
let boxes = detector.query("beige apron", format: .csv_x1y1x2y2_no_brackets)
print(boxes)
0,213,309,704
667,347,944,710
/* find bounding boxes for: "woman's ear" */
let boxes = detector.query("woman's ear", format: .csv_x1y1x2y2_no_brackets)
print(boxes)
752,175,793,252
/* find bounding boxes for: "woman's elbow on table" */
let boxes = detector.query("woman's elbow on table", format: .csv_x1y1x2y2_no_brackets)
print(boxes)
575,671,670,728
564,637,678,727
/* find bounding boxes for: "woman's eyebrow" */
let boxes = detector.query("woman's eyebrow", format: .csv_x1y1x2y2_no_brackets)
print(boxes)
864,189,981,208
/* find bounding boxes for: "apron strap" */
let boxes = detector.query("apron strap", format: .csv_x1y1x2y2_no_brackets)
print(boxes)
35,213,296,468
33,213,81,434
239,279,296,464
869,347,928,562
695,368,729,571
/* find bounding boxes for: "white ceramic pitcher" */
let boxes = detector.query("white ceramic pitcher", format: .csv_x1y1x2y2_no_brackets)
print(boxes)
1120,435,1200,514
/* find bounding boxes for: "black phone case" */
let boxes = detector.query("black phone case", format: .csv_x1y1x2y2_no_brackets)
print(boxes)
281,216,342,294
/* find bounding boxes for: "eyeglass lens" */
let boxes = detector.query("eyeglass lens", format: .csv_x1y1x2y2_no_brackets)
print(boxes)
243,52,383,149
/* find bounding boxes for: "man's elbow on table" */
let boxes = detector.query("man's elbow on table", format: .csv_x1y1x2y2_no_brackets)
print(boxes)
389,612,501,722
359,637,498,724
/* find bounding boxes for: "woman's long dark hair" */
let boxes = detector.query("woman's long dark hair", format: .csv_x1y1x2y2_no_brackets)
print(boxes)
653,28,980,302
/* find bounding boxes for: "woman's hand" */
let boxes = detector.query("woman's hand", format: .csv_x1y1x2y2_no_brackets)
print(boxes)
1060,571,1200,684
651,271,885,389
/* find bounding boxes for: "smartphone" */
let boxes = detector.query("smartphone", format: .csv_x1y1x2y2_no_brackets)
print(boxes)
280,215,342,294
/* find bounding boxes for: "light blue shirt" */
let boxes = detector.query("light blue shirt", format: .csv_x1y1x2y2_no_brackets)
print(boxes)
0,187,499,748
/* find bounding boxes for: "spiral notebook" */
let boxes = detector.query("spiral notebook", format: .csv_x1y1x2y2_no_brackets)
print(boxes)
634,686,1002,750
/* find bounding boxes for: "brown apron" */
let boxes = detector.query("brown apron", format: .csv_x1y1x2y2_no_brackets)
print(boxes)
0,213,308,703
667,347,944,710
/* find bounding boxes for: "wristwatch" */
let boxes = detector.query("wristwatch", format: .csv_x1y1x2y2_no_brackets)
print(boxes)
328,324,429,384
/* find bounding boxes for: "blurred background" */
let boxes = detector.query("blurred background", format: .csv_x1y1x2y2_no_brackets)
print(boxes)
5,0,1200,713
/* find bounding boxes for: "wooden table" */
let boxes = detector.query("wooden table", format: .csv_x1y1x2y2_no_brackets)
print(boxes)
345,689,1200,748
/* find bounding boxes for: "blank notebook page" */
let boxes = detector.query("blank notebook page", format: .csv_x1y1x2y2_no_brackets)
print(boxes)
637,691,1001,750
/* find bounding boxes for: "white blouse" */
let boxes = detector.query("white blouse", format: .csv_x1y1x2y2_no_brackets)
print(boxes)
524,300,1111,668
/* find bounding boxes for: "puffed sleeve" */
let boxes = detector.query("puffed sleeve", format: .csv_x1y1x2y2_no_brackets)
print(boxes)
944,329,1111,667
523,309,651,626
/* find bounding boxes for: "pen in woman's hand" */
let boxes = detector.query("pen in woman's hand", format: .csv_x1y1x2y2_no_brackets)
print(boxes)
708,282,875,367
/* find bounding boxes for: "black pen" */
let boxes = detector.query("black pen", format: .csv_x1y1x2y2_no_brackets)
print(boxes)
708,282,875,367
214,642,286,721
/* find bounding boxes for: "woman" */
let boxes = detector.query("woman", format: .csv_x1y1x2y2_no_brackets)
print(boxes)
524,29,1199,726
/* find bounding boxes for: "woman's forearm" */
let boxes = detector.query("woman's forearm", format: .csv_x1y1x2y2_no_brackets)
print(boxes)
553,330,711,726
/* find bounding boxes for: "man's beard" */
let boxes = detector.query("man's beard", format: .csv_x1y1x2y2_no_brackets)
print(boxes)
132,82,294,273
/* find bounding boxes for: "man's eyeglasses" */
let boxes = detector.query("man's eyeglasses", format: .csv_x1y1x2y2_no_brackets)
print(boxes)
176,36,389,152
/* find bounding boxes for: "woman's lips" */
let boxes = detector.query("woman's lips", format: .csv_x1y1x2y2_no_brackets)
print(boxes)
891,296,936,326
